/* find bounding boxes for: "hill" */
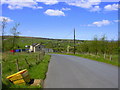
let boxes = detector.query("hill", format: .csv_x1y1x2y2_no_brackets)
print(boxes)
1,35,84,52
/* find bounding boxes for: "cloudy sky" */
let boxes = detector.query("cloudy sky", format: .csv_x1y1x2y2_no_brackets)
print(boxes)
1,0,119,40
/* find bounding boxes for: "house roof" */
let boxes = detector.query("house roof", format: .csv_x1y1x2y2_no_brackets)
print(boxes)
32,43,40,47
32,43,45,47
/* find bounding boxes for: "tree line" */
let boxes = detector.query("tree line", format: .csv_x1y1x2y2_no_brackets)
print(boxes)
75,36,118,56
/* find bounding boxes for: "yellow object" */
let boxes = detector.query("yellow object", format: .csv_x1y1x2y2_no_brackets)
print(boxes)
13,79,25,85
6,69,30,85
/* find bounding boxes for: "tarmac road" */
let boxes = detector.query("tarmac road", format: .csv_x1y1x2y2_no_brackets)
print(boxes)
44,54,118,88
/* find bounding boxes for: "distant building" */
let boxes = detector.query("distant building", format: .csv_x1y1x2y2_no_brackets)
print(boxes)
28,43,44,52
43,48,53,53
28,43,53,53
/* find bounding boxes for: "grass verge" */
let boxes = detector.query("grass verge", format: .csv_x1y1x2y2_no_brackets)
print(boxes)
2,52,51,89
50,52,119,67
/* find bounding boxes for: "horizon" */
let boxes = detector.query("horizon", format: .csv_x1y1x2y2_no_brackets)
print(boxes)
1,35,118,41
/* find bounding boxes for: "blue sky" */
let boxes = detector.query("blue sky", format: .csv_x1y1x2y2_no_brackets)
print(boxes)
1,0,119,40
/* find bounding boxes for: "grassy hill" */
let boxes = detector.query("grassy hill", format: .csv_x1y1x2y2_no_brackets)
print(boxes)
2,35,84,52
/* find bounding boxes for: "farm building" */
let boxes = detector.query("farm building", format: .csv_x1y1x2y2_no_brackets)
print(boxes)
28,43,53,53
28,43,44,52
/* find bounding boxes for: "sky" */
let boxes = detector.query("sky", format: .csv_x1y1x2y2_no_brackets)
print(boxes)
1,0,119,40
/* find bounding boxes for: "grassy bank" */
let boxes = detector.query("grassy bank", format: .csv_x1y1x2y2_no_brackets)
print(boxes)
51,52,119,67
2,52,51,89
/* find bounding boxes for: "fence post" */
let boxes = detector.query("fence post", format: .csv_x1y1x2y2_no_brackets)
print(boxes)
110,55,112,61
40,52,42,61
104,54,106,59
36,55,38,64
16,59,19,71
39,54,40,61
25,58,30,68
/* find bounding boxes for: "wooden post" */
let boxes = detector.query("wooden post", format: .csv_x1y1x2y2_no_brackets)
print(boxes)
110,55,112,61
104,53,106,59
36,55,38,64
16,59,19,71
43,51,45,56
41,52,43,60
41,52,44,60
40,52,42,60
39,54,40,61
25,58,30,68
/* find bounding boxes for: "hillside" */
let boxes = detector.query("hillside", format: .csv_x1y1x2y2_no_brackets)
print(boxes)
2,35,84,52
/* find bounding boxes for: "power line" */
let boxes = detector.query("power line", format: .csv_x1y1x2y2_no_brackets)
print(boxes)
62,30,73,39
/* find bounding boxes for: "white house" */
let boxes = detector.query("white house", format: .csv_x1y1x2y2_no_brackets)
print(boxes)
26,43,53,53
27,43,44,52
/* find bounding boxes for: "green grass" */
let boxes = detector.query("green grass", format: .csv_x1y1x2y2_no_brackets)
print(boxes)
51,52,119,67
2,52,51,89
29,54,51,80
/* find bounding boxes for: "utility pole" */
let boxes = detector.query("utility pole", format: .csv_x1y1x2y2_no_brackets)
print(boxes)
74,28,75,54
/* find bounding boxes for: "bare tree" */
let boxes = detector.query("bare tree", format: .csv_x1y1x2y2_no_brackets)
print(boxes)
1,18,8,52
10,23,20,52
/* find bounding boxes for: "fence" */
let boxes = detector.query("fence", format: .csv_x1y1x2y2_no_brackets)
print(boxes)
15,51,45,71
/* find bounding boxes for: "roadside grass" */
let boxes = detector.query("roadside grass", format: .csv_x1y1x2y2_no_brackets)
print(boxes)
50,52,119,67
2,52,51,89
0,53,2,63
29,54,51,79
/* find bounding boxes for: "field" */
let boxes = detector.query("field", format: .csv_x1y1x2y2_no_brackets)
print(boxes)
2,52,51,89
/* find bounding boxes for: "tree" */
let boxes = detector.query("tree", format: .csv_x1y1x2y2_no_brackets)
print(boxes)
99,35,107,59
89,36,99,55
10,23,20,51
80,41,89,54
1,18,8,52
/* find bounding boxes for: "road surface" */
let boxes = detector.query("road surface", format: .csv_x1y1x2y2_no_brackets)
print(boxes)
44,54,118,88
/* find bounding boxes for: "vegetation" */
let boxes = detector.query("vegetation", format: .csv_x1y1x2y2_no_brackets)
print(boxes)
10,23,20,51
1,17,8,52
51,52,119,66
2,35,119,67
2,52,51,89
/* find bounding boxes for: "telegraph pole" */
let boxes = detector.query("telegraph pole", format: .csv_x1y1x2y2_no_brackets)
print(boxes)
74,28,75,54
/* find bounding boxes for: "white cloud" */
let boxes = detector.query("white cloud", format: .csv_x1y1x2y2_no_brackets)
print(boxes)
2,0,102,10
83,19,119,27
32,6,43,9
1,0,43,10
1,0,102,12
36,0,58,5
87,20,111,27
93,20,110,27
90,6,101,12
0,16,13,22
61,8,71,11
66,0,101,9
113,20,120,22
44,9,65,16
104,4,118,11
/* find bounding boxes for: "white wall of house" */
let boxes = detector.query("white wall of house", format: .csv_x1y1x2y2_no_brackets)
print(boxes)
29,45,33,52
33,47,36,52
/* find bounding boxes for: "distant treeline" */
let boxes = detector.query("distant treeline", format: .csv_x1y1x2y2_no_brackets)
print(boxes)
52,36,119,56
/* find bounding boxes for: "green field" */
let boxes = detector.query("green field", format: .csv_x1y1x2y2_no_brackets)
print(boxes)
2,52,51,89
